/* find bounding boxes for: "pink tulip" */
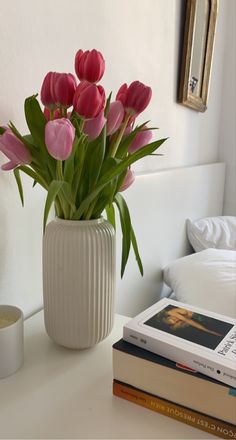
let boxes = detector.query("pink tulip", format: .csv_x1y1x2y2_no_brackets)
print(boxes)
84,110,106,140
106,101,125,135
75,49,105,83
45,118,75,160
52,73,77,108
116,81,152,115
0,129,31,170
128,127,153,153
41,72,56,109
73,81,105,119
119,168,135,192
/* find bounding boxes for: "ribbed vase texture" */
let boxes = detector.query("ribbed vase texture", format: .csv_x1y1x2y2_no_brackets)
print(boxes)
43,218,116,349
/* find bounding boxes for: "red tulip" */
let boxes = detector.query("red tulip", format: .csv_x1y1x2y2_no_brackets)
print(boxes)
73,81,105,119
41,72,76,109
106,101,124,136
45,118,75,160
116,83,128,106
119,168,135,192
116,81,152,115
52,73,76,108
128,127,153,153
75,49,105,83
41,72,56,109
0,129,31,170
84,110,106,140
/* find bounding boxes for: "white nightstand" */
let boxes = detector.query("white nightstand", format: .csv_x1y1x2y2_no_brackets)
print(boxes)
0,311,216,439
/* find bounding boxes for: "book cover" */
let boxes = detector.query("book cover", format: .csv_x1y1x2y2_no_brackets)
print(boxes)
113,380,236,440
113,339,236,424
123,298,236,387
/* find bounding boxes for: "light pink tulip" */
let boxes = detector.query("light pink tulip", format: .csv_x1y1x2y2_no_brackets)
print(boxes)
84,110,106,140
75,49,105,83
106,101,124,135
128,127,153,153
119,168,135,192
0,129,31,170
116,81,152,115
45,118,75,161
73,81,105,119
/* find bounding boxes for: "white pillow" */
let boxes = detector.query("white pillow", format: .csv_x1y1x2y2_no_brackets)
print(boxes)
163,249,236,318
186,216,236,252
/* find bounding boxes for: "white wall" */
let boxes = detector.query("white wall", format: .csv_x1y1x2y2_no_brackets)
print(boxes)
217,0,236,215
0,0,235,316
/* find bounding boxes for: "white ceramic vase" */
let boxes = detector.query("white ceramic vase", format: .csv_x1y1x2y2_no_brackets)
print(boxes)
43,217,116,349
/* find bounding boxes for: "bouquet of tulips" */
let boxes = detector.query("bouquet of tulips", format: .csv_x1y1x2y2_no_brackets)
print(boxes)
0,49,167,276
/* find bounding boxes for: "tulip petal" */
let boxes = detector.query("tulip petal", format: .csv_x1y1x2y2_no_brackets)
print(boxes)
107,101,125,135
84,111,106,140
1,160,17,171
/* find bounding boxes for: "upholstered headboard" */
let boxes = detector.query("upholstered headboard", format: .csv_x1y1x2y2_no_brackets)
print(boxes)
115,162,225,316
0,162,225,318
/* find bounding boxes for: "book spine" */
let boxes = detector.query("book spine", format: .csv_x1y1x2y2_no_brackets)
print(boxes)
123,326,236,388
113,380,236,439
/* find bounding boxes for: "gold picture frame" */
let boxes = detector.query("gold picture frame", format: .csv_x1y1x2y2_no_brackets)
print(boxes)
178,0,218,112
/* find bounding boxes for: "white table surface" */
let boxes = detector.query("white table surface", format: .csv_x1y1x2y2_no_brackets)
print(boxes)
0,311,216,439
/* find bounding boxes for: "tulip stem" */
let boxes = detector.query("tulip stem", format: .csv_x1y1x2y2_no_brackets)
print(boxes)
110,114,130,157
84,200,96,220
56,160,64,181
56,160,69,219
79,118,85,133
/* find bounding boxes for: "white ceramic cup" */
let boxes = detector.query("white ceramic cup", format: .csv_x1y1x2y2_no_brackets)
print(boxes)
0,305,24,379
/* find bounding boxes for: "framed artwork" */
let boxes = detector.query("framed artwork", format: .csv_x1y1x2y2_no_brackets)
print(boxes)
178,0,218,112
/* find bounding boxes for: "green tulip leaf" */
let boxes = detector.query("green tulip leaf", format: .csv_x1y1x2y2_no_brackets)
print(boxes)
114,193,131,278
43,180,64,232
105,204,116,231
24,96,47,149
13,168,24,207
131,225,143,276
18,165,48,190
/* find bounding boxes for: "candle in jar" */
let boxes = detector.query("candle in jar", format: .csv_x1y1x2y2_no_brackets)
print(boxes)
0,311,18,329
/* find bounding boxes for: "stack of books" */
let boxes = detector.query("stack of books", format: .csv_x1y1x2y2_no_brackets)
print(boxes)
112,298,236,439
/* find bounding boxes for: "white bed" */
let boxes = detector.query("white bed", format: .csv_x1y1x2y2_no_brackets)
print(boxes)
0,161,227,318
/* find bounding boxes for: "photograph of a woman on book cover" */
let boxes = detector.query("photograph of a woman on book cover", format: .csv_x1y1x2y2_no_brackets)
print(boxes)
144,305,233,350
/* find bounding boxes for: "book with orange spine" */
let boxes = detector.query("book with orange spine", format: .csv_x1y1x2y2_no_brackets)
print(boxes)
113,380,236,439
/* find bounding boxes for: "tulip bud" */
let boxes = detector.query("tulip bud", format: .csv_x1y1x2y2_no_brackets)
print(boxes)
128,127,153,153
84,110,106,140
116,83,128,105
45,118,75,161
0,129,31,170
75,49,105,83
106,101,125,136
41,72,57,109
116,81,152,115
73,81,106,119
52,73,77,108
119,168,135,192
